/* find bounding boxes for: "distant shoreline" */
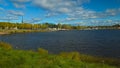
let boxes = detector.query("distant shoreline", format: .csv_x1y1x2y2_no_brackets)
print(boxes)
0,29,50,35
0,29,120,35
0,32,10,35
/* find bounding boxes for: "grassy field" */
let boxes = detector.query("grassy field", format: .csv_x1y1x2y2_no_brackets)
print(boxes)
0,42,119,68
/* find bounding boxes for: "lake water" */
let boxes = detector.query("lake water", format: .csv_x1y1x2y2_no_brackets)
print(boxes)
0,30,120,58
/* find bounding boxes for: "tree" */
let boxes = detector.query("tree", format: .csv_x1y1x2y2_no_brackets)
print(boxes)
57,23,62,28
62,24,72,29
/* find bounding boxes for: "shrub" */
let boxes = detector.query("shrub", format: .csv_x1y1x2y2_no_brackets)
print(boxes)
38,48,48,54
0,47,118,68
0,42,12,50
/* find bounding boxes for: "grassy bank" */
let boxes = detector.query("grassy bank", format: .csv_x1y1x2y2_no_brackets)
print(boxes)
0,42,119,68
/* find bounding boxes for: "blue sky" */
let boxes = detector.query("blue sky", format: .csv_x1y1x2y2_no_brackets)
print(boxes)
0,0,120,26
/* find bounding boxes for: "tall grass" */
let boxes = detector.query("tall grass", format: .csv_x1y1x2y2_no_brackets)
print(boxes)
59,52,120,66
0,42,12,50
0,42,119,68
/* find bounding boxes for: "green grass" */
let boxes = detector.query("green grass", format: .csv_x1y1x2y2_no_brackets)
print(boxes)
0,42,119,68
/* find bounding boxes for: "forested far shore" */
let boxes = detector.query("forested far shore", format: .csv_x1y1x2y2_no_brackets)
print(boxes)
0,22,86,30
0,22,120,30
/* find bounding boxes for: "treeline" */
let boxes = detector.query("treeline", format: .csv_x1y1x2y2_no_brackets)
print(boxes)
0,22,47,29
0,22,87,30
0,22,120,30
88,24,120,29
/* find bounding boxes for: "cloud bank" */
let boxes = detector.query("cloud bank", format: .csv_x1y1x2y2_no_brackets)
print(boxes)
0,0,120,25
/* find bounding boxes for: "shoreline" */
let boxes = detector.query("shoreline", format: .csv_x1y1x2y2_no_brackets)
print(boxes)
0,29,51,35
0,29,120,35
0,32,10,35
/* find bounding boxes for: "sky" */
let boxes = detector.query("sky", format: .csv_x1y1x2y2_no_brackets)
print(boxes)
0,0,120,26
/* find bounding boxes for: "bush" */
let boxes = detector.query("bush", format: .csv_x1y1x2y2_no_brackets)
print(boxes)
0,42,12,50
59,52,120,66
38,48,48,54
0,47,118,68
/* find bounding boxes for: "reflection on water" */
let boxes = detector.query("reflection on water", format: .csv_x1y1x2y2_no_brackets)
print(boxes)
0,30,120,58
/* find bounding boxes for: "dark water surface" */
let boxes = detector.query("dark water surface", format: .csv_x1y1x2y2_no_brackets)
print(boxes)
0,30,120,58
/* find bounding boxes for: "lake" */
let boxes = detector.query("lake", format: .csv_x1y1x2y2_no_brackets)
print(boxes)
0,30,120,58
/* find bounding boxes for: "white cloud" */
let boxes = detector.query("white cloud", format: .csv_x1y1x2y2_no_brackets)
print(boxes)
66,8,99,20
32,18,41,22
57,7,71,13
0,7,4,11
59,17,79,23
32,0,89,13
8,10,24,16
45,12,59,17
106,8,120,16
13,3,26,8
0,16,19,21
10,0,120,21
33,0,74,8
11,0,30,3
0,7,24,21
77,0,90,4
66,18,78,21
66,8,120,21
24,18,42,23
10,0,31,8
